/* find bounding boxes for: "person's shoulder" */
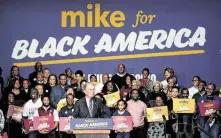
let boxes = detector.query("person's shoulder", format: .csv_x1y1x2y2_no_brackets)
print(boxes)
214,95,221,100
112,74,118,78
139,100,147,107
24,99,31,106
127,73,135,78
112,111,118,116
197,96,205,103
124,110,131,116
60,106,67,112
94,97,102,103
75,97,85,104
51,85,59,90
126,99,132,105
29,71,36,76
37,98,43,105
188,87,193,91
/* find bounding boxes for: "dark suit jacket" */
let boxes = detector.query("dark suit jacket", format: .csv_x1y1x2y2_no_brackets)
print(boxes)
73,97,110,118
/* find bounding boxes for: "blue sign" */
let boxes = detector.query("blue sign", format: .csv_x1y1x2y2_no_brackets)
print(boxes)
70,118,113,130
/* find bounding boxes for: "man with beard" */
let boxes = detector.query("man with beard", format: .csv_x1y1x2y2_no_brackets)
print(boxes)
33,95,59,138
59,93,76,138
197,83,221,138
29,62,43,87
193,80,207,103
22,88,43,138
127,89,147,138
111,64,135,89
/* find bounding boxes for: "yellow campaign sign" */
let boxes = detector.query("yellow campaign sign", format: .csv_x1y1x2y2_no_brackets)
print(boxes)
104,91,120,107
173,99,195,113
146,106,169,122
219,88,221,98
57,99,67,112
57,98,78,112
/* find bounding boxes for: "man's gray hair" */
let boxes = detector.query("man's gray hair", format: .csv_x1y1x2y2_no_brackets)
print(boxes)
82,82,93,90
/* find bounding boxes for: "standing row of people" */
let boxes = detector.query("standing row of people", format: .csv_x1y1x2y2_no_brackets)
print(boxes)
0,62,220,138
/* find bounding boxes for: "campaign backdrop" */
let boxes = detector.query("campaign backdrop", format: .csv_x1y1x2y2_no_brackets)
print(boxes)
1,0,221,88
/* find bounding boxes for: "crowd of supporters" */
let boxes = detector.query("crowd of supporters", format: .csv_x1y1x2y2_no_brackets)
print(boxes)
0,62,220,138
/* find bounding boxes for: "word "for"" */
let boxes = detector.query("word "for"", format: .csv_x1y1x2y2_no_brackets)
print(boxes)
132,11,156,28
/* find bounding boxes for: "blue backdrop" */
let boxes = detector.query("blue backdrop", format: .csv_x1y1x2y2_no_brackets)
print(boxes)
0,0,221,88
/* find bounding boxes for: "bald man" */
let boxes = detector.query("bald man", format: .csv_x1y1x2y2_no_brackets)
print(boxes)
73,83,110,118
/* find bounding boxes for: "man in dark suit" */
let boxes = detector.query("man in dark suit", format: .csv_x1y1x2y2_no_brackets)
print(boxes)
73,83,110,118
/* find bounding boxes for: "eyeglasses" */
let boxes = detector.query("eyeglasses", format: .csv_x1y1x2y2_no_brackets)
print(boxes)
206,88,214,91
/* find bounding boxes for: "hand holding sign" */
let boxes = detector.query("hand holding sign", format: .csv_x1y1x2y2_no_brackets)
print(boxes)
199,102,220,117
104,91,120,107
146,106,169,122
7,105,23,122
173,99,195,113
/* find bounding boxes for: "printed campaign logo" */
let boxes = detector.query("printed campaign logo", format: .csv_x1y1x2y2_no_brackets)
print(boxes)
11,3,206,67
70,118,113,130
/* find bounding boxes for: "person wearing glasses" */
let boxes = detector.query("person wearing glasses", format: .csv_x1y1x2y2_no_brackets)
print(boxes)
197,83,221,138
188,76,201,99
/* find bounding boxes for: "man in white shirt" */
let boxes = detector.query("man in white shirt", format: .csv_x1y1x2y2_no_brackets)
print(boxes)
188,76,201,98
22,88,43,138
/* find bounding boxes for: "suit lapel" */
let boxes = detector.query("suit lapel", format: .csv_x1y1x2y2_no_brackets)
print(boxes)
83,98,90,117
92,99,97,117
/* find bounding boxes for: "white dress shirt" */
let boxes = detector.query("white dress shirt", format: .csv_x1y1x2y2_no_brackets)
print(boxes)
85,97,93,111
188,86,199,98
161,80,168,89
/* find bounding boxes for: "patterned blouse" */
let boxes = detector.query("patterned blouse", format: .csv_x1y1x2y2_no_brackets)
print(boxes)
0,109,5,133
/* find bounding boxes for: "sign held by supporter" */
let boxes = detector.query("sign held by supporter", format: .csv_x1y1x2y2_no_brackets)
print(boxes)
112,116,132,131
7,105,23,122
59,117,71,132
104,91,120,107
173,99,195,113
24,119,32,132
33,116,54,131
198,101,220,117
146,106,168,122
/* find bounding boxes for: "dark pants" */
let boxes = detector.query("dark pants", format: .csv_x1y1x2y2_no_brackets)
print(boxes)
200,123,219,138
37,133,56,138
116,132,130,138
130,126,145,138
28,132,37,138
60,132,76,138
